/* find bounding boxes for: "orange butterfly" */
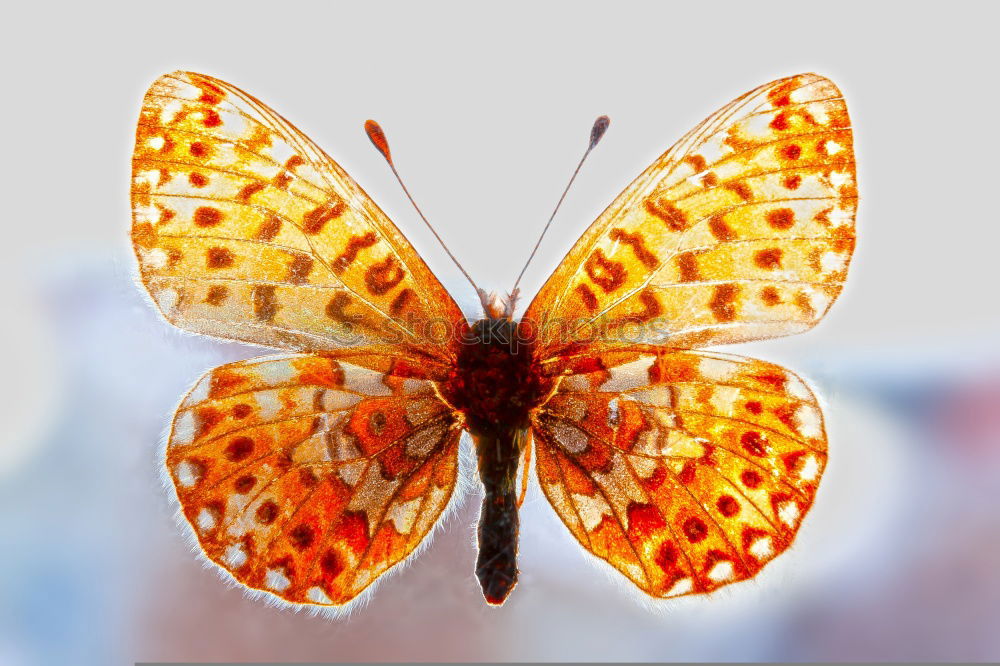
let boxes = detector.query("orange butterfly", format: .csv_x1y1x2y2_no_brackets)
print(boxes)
131,71,855,608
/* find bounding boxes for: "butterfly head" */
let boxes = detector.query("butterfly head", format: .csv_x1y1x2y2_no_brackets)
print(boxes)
478,288,520,321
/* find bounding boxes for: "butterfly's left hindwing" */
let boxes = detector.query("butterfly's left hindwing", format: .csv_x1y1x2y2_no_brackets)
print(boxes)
165,353,462,607
532,347,826,597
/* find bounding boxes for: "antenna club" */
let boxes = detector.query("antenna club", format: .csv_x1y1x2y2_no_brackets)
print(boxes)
364,119,393,164
589,115,611,149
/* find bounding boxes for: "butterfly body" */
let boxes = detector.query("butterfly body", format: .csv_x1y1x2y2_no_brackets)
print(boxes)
445,317,552,603
133,71,856,609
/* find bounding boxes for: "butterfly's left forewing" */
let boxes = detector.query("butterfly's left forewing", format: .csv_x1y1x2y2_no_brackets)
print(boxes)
132,71,465,360
532,347,825,596
167,352,462,606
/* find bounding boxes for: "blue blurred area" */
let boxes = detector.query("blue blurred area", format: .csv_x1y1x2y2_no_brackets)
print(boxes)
2,257,998,664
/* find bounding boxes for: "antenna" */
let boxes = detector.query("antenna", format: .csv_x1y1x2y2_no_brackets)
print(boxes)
364,120,484,304
510,115,610,300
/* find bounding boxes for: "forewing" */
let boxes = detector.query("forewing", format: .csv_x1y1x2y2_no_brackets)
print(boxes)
132,71,466,360
532,347,825,597
524,74,856,354
165,353,462,606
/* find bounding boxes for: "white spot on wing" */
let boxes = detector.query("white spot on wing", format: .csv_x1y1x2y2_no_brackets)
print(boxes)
196,507,217,532
573,493,613,532
749,536,773,559
665,577,693,596
172,412,196,447
707,560,734,582
387,498,422,535
778,501,800,526
223,542,247,569
307,586,333,604
175,459,199,486
265,568,291,591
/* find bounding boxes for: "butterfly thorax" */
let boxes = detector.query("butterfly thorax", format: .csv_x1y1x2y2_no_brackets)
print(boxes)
444,318,552,434
442,317,552,603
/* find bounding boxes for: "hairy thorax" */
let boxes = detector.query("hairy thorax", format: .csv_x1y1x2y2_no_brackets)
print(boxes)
441,318,554,437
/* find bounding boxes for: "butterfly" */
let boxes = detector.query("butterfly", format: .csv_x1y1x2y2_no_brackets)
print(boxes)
131,71,855,608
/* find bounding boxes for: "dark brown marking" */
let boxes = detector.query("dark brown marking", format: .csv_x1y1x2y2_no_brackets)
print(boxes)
679,462,696,484
609,228,657,268
708,214,736,241
655,541,678,573
770,112,790,131
206,247,234,268
760,286,781,305
709,284,740,322
584,249,627,293
717,495,741,517
676,252,701,283
741,469,763,489
272,171,293,190
303,199,347,235
684,155,707,172
255,500,279,525
782,144,802,160
620,289,662,324
189,141,209,157
289,524,316,551
741,431,767,457
332,232,378,274
369,410,387,436
683,516,708,543
285,155,305,170
754,248,784,270
202,110,222,127
701,172,719,187
767,208,795,230
745,401,763,415
194,206,223,227
320,549,344,581
389,288,415,316
204,285,229,306
224,436,254,462
256,215,282,241
287,254,314,284
783,174,802,190
364,256,405,295
234,475,256,493
252,285,278,322
188,172,208,188
231,403,253,419
325,293,356,324
645,197,689,230
724,182,753,202
575,283,599,312
236,181,266,202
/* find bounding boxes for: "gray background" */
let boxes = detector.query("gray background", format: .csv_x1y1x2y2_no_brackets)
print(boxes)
2,1,999,663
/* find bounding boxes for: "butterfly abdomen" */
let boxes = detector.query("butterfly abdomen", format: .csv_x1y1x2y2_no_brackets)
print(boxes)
473,425,528,604
443,317,552,604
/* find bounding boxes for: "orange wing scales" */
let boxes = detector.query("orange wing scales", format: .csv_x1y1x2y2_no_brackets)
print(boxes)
524,73,856,354
165,353,462,606
533,347,825,596
132,72,465,359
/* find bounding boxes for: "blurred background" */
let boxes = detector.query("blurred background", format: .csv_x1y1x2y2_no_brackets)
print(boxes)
3,1,998,663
